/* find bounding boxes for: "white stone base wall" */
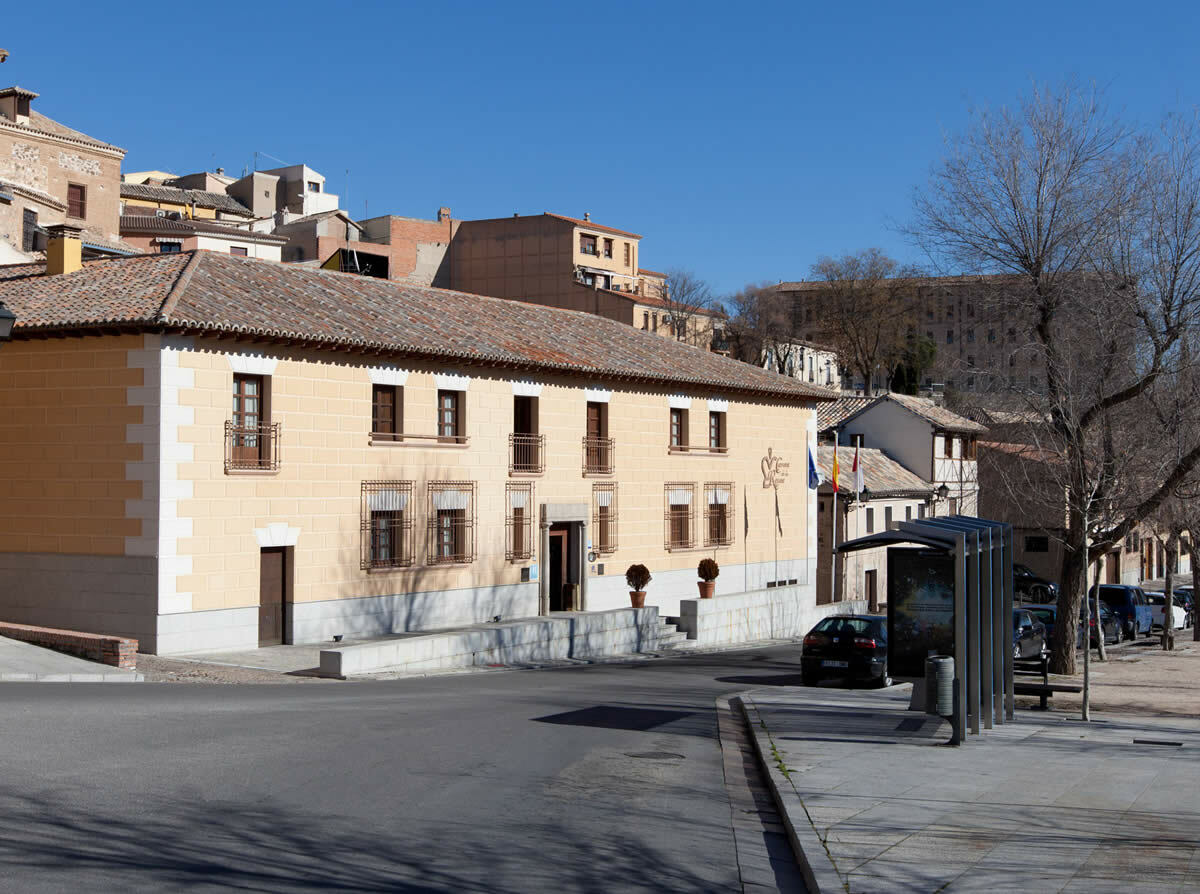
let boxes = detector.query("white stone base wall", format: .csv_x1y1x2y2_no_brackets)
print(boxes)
677,588,869,647
586,558,815,618
154,606,259,655
319,606,660,676
290,582,539,645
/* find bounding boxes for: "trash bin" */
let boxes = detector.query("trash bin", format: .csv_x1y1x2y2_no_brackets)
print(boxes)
930,656,955,717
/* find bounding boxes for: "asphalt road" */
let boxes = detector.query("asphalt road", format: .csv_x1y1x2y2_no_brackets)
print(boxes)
0,644,811,894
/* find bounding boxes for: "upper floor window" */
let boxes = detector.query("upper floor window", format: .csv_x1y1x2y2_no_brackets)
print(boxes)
965,436,978,460
584,401,612,475
603,238,613,258
708,410,727,452
670,408,689,449
437,390,465,443
21,208,37,252
229,246,249,256
227,372,277,471
580,233,597,255
593,483,618,554
944,434,954,458
642,312,649,330
624,242,631,266
866,507,875,533
946,331,954,344
885,506,893,529
988,329,996,343
67,183,87,220
428,482,476,564
372,384,403,441
157,241,182,254
966,329,975,343
361,481,414,569
510,395,543,474
307,181,321,193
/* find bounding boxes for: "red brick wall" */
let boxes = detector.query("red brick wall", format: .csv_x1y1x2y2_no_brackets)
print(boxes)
0,621,137,668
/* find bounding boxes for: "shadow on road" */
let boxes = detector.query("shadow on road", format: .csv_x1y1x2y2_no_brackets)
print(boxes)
0,786,725,893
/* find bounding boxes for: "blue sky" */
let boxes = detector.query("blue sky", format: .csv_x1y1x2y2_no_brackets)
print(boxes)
4,1,1196,296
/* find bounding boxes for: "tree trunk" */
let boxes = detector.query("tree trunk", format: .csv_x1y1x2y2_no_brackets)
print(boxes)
1162,534,1177,651
1052,508,1086,675
1093,566,1106,662
1191,539,1200,643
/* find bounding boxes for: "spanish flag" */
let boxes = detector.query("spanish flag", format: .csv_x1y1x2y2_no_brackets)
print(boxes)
832,442,840,493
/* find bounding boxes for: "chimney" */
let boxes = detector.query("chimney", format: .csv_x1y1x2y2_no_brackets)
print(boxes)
45,223,83,276
438,206,452,222
0,86,36,126
583,212,591,222
215,167,225,176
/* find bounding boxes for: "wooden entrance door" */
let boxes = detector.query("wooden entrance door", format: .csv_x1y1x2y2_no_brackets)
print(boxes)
259,547,286,646
549,527,568,612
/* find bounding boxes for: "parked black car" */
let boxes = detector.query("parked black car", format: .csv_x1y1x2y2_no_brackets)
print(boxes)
1013,564,1057,603
1024,604,1082,649
1082,602,1122,646
1013,608,1048,659
801,615,890,687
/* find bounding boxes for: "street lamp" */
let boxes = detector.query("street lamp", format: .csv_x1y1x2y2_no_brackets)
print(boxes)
937,483,950,501
0,301,15,344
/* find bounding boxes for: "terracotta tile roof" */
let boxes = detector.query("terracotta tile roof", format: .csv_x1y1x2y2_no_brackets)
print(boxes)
817,396,876,431
638,268,667,278
884,393,988,433
0,251,835,402
120,215,288,243
120,183,252,216
0,107,125,153
544,213,641,239
816,446,933,497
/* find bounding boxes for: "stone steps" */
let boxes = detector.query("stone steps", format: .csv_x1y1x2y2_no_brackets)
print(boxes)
657,618,699,651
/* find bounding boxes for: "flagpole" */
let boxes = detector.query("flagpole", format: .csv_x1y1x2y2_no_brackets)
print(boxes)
831,435,839,602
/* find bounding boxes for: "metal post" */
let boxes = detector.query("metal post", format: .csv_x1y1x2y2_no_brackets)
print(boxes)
831,488,838,601
966,530,981,736
953,532,968,743
980,527,994,729
1004,525,1015,720
991,524,1005,725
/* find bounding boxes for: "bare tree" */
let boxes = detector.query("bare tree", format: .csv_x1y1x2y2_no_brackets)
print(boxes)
808,249,922,393
722,282,793,368
909,83,1200,674
661,270,716,348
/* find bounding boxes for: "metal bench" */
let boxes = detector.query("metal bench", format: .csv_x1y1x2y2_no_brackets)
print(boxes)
1013,680,1084,710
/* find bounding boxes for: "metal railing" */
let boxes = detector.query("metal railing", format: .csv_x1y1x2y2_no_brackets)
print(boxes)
225,421,280,472
508,433,545,474
369,431,468,445
582,437,615,475
668,444,729,455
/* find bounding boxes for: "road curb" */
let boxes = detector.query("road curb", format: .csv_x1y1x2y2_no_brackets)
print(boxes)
736,692,846,894
0,672,143,682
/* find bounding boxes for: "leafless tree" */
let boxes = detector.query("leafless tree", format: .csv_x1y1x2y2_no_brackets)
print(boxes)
722,282,793,368
909,83,1200,675
807,249,922,393
661,270,716,348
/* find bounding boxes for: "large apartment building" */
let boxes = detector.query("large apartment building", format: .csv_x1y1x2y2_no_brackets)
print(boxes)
0,85,133,263
0,231,830,654
780,275,1049,396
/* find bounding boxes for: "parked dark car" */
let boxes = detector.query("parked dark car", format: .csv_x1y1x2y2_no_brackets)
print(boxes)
1024,604,1082,649
1013,608,1048,659
801,615,890,687
1092,585,1153,639
1013,564,1058,603
1082,602,1121,646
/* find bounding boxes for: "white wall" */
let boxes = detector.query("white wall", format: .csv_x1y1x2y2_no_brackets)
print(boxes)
842,401,932,480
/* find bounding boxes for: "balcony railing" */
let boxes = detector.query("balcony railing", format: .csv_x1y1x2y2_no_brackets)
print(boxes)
582,437,615,475
509,433,545,475
369,431,469,446
225,421,280,472
668,444,729,455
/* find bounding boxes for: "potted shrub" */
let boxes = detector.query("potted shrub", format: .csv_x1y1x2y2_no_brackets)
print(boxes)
697,558,720,598
626,564,651,608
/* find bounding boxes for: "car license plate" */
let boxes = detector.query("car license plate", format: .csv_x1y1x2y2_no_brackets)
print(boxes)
821,659,848,668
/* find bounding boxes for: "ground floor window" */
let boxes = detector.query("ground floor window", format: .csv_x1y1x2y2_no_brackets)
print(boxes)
592,483,618,554
506,482,534,561
704,482,733,546
665,483,695,550
428,482,476,563
361,481,414,569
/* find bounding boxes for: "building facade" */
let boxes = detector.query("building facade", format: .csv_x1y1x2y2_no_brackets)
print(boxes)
0,85,131,263
0,236,830,654
119,212,286,260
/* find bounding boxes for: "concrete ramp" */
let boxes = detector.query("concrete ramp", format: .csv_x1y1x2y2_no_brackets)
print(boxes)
318,607,659,677
0,635,143,682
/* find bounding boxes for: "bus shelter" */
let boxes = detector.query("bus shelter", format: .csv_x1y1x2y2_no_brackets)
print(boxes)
836,516,1014,743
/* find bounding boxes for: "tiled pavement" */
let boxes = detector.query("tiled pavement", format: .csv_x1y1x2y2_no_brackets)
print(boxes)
742,685,1200,893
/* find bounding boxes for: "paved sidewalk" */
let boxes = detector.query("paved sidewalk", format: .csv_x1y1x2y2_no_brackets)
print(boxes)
741,684,1200,893
0,635,143,682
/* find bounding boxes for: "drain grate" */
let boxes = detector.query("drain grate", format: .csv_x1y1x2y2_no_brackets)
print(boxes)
625,751,685,760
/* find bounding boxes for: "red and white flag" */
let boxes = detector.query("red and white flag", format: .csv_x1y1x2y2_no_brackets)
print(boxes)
853,444,865,496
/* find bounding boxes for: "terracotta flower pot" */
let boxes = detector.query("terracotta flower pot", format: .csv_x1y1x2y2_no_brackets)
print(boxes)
629,590,646,608
698,581,716,598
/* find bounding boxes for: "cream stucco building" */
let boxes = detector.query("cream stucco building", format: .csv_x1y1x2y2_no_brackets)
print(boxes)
0,238,832,654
